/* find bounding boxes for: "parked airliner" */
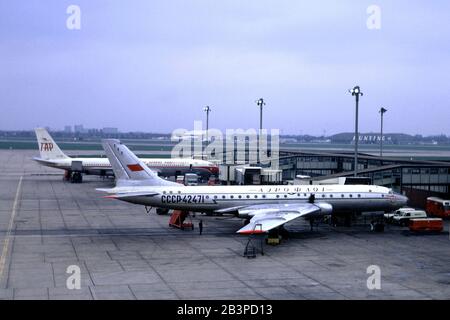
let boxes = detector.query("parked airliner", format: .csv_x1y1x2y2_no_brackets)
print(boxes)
98,139,409,234
33,128,218,182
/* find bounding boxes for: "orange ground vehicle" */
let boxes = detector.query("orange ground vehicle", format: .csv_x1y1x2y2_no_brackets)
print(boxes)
426,197,450,218
409,218,443,232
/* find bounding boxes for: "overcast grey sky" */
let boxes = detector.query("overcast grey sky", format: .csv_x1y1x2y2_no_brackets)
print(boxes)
1,1,449,135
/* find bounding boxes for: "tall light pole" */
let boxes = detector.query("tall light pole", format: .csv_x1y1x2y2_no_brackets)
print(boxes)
255,98,265,164
255,98,265,134
203,106,211,159
349,86,363,177
379,107,387,157
203,106,211,143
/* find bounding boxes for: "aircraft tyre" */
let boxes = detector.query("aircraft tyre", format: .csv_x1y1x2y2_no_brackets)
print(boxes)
71,172,83,183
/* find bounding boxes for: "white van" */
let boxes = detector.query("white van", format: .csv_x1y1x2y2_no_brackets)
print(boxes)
184,173,199,186
176,175,185,184
393,210,427,226
384,207,415,223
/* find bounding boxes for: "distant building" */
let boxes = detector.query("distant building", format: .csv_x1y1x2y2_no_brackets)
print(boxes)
88,128,100,134
64,125,72,133
280,138,298,143
74,125,84,133
352,135,392,144
330,132,401,144
102,127,119,134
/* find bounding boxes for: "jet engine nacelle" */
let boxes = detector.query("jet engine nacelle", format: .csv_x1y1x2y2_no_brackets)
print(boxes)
315,202,333,216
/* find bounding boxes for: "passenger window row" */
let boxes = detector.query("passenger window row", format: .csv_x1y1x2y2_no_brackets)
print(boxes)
161,191,365,199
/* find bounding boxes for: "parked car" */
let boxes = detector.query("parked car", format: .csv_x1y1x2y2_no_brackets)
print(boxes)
393,210,427,226
184,173,199,186
384,207,415,223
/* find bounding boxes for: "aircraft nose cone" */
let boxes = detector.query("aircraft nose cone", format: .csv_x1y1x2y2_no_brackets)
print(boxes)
397,194,409,206
210,166,219,174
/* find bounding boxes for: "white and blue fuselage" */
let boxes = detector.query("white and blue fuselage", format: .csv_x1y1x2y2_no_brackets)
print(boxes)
104,184,408,218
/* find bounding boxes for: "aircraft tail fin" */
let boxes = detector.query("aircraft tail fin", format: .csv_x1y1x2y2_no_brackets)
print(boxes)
101,139,176,186
35,128,69,160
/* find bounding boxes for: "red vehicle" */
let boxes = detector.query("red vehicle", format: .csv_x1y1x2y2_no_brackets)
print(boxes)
426,197,450,218
409,218,443,233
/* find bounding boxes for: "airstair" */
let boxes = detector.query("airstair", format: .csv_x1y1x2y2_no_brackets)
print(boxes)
169,210,194,230
243,223,264,258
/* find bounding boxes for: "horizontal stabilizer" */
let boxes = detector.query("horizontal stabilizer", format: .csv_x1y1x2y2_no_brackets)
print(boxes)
102,192,159,199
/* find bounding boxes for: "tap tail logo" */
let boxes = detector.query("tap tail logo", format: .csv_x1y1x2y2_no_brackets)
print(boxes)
40,142,54,152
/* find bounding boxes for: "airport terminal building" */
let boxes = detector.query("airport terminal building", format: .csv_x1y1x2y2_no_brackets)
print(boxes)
278,150,450,208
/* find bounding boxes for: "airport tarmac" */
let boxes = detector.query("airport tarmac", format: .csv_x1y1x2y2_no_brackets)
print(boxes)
0,150,449,300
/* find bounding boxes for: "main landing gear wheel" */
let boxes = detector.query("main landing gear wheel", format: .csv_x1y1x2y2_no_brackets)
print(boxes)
70,172,83,183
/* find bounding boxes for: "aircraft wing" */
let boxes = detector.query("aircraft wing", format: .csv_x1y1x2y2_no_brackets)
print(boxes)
236,202,332,234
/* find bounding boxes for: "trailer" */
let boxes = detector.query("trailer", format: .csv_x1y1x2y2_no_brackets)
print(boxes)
409,218,443,233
